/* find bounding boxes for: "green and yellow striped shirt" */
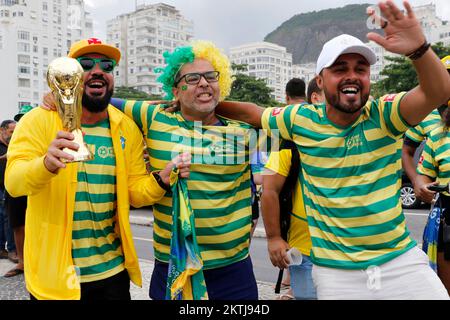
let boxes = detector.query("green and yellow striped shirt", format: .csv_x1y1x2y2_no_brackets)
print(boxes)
119,101,253,269
417,124,450,194
72,119,124,282
404,109,441,144
262,93,416,269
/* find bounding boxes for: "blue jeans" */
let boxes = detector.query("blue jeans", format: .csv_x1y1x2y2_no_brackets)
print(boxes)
289,254,317,300
0,189,15,252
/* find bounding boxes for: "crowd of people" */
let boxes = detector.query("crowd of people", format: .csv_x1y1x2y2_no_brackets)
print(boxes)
2,0,450,300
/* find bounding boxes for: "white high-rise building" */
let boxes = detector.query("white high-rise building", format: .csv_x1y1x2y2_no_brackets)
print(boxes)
107,3,194,96
229,42,292,103
365,41,399,83
414,3,450,46
0,0,92,120
366,3,450,83
67,0,93,49
292,63,316,85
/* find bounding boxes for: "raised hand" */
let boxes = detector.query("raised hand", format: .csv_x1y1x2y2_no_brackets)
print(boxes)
367,1,426,55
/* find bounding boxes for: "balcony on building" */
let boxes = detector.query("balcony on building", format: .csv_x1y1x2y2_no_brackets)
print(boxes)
136,74,156,85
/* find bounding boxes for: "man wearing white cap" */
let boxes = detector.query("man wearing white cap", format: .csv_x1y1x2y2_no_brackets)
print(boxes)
217,1,450,299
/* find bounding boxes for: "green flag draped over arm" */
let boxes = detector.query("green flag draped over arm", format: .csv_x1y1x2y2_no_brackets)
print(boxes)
165,169,208,300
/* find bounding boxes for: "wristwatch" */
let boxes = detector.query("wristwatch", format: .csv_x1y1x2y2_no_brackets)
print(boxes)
152,171,171,192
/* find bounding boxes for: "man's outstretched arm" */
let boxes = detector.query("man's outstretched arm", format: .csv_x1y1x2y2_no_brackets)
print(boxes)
216,101,265,128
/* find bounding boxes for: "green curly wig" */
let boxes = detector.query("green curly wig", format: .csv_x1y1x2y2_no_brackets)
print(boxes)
155,40,232,101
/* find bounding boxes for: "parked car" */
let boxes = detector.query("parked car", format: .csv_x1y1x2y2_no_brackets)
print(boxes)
400,140,426,210
401,173,422,209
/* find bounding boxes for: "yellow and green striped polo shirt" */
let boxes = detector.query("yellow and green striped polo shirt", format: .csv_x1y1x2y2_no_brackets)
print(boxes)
118,101,253,269
262,93,416,269
417,124,450,194
404,109,441,144
72,118,124,282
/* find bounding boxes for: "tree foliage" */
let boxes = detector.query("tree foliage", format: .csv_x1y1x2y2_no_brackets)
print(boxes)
227,63,280,108
113,86,163,100
372,42,450,98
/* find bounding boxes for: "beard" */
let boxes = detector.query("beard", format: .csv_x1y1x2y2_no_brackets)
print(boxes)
324,81,369,114
192,101,217,114
182,96,219,116
82,87,113,113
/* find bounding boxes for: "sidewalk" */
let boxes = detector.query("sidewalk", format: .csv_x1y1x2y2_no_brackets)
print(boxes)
0,257,279,300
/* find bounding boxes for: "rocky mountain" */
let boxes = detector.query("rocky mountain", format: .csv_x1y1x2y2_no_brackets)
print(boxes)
264,3,382,64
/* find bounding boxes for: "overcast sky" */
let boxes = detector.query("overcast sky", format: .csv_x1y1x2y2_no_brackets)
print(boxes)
84,0,450,52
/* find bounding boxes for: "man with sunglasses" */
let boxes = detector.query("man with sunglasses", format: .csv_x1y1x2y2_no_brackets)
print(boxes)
110,40,259,300
5,38,190,300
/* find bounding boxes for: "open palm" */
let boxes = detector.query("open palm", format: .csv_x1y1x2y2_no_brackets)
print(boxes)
367,1,425,55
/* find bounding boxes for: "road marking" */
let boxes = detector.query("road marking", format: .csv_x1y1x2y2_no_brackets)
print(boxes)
133,237,153,243
404,211,428,217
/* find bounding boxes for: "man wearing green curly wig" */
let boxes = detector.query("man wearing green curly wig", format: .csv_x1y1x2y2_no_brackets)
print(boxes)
110,40,259,300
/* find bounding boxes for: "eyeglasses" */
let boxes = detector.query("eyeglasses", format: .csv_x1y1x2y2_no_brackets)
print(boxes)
174,71,220,87
76,57,117,73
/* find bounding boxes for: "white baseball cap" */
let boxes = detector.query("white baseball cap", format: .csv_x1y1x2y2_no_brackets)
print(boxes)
316,34,377,75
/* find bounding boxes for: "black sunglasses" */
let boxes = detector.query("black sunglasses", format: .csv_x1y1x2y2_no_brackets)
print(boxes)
174,71,220,87
76,57,117,73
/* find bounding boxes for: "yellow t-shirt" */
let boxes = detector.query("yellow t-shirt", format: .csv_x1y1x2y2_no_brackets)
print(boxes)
265,149,312,256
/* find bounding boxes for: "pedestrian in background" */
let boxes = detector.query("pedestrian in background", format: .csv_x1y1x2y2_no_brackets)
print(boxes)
402,56,450,203
3,105,33,278
0,119,17,264
262,77,318,300
414,56,450,293
306,77,325,104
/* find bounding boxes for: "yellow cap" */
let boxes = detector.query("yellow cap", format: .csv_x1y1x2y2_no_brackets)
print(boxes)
442,55,450,70
68,38,121,64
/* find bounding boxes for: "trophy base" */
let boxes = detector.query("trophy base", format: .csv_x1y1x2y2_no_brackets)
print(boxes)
62,129,94,163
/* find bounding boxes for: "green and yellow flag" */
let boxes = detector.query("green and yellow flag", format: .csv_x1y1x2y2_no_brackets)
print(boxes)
165,169,208,300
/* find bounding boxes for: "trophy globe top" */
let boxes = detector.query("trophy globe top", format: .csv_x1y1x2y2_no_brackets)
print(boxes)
47,57,84,105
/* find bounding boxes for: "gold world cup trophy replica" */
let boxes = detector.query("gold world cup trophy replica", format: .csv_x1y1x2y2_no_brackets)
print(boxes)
47,57,94,162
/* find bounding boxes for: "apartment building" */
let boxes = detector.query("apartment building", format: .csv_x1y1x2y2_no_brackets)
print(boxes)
365,4,450,83
291,63,315,85
230,42,292,103
365,41,399,83
67,0,93,49
106,3,194,96
414,3,450,46
0,0,92,120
